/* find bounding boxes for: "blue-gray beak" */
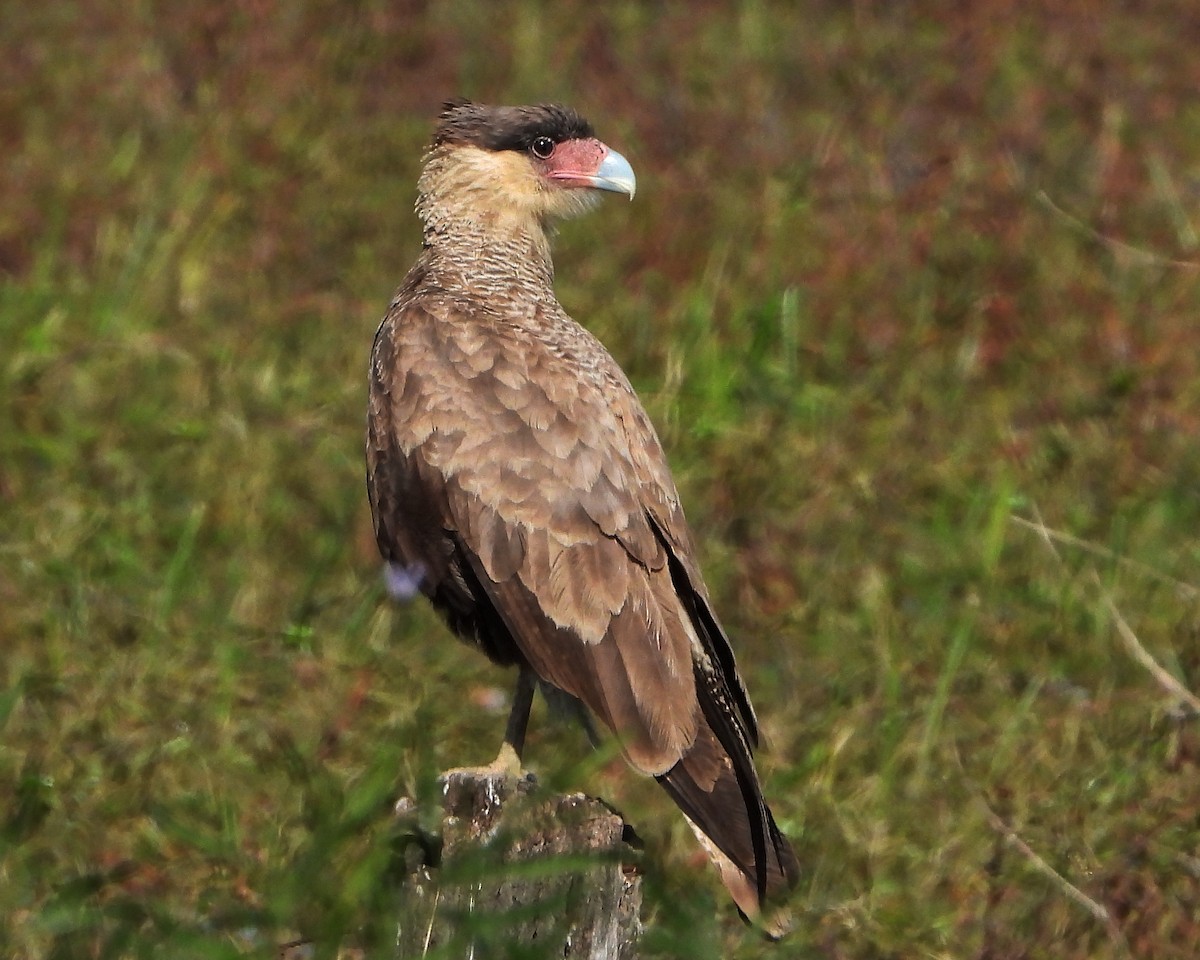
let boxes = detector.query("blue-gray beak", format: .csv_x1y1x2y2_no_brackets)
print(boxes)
591,149,637,200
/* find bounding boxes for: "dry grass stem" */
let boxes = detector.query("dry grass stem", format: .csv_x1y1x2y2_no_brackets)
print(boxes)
1034,189,1200,271
951,745,1132,960
975,792,1132,959
1090,572,1200,717
1009,515,1200,601
1016,509,1200,716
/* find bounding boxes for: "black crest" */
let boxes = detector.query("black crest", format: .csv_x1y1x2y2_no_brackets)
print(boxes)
432,100,594,152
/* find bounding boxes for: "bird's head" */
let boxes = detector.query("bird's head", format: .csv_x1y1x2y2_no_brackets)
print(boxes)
416,100,636,236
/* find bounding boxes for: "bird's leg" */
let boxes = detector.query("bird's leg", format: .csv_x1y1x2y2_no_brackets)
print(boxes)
537,681,602,749
443,667,536,781
487,666,535,777
502,666,536,760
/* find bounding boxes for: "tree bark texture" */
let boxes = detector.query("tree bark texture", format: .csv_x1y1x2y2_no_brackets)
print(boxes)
391,771,642,959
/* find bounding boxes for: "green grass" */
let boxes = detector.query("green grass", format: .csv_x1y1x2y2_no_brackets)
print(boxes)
3,1,1200,956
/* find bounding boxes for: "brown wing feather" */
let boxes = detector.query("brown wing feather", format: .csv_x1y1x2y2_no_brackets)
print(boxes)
369,295,697,770
620,397,760,746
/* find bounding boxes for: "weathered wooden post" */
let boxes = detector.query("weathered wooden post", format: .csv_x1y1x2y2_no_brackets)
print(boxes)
391,771,642,959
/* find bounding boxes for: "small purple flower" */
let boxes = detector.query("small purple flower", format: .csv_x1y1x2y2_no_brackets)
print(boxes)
384,561,425,602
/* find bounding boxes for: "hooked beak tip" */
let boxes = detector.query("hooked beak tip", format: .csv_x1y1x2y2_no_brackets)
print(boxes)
592,148,636,200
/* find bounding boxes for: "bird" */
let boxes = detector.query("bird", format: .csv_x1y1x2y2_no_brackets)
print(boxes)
365,99,799,930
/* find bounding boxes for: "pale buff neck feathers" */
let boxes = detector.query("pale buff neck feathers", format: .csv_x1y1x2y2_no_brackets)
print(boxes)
416,144,601,303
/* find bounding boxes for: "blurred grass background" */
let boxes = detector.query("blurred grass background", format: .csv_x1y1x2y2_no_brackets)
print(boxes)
3,1,1200,957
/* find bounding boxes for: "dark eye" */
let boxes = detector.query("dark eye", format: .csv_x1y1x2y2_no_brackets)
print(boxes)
530,136,555,159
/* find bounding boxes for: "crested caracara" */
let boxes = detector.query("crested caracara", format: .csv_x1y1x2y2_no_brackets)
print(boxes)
366,100,799,930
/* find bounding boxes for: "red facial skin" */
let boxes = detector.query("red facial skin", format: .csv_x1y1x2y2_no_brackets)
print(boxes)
536,137,610,187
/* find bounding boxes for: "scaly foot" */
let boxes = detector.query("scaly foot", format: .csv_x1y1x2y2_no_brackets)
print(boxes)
442,740,526,781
